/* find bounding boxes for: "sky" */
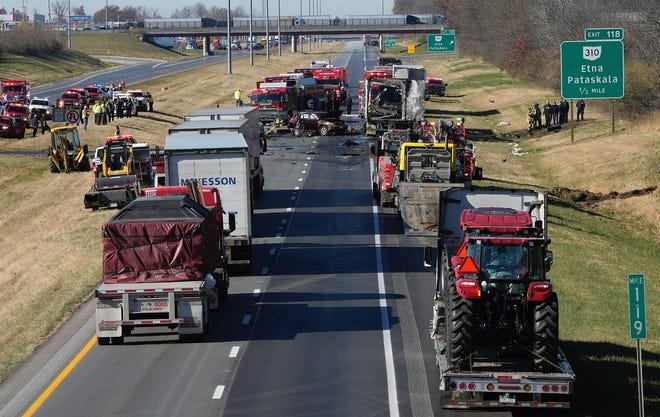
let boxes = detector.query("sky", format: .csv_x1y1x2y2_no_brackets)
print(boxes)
7,0,396,19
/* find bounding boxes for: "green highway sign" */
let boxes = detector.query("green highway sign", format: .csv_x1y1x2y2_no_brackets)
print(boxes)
427,31,456,53
384,38,396,49
585,27,624,40
560,40,624,99
628,274,647,340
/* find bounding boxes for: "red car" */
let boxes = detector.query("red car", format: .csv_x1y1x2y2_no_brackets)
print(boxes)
0,115,26,138
288,111,348,136
425,77,447,98
3,102,30,122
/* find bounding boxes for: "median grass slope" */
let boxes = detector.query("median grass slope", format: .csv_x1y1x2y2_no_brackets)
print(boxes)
0,44,341,383
421,55,659,416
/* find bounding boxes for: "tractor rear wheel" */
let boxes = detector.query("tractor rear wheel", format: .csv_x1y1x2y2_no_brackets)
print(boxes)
48,158,59,173
445,276,475,369
533,293,559,371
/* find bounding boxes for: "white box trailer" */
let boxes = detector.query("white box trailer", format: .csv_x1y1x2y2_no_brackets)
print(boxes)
165,133,252,266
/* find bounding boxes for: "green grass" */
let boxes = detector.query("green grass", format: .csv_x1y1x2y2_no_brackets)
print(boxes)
446,61,492,73
0,50,107,85
66,31,192,61
449,73,518,91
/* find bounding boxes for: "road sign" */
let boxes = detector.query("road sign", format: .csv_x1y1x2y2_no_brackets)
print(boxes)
560,40,624,99
384,38,396,49
66,109,80,124
585,27,624,41
407,43,415,54
628,274,647,339
69,15,91,22
427,31,456,53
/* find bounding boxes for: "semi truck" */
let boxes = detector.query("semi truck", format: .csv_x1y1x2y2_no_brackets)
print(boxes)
169,116,265,197
164,133,253,267
360,64,425,136
94,184,230,344
426,187,575,408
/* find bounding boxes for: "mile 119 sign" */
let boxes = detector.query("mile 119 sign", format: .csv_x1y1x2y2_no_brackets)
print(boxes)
560,40,624,99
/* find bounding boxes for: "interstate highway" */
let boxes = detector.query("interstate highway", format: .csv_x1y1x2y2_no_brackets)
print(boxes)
0,42,550,417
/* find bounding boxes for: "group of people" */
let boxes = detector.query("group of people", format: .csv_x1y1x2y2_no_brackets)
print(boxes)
527,99,586,132
29,111,50,137
84,97,140,129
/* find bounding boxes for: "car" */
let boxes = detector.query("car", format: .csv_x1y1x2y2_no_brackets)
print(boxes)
91,145,105,177
126,89,149,112
0,115,26,138
28,97,53,120
425,77,447,98
288,111,348,136
378,57,402,66
66,88,90,105
3,102,30,122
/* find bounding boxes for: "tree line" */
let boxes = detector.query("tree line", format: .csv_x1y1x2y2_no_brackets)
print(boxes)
393,0,659,117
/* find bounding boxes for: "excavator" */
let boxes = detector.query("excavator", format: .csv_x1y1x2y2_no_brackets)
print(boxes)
84,134,152,210
47,125,90,173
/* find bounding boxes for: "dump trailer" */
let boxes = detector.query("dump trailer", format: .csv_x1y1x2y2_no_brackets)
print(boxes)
164,133,253,267
169,117,265,196
363,65,425,136
95,193,229,344
84,135,152,210
428,187,575,409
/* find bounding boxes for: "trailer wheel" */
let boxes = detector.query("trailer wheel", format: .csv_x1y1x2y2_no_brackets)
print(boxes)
319,125,329,136
97,337,110,345
533,293,559,371
445,276,475,369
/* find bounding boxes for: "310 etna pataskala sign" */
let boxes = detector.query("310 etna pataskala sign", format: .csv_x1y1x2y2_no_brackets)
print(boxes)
561,40,624,99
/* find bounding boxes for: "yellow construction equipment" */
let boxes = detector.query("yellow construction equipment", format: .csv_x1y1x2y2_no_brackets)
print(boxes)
47,125,90,173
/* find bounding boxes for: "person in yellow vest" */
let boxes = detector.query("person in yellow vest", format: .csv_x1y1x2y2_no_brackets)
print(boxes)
92,102,103,125
234,88,242,107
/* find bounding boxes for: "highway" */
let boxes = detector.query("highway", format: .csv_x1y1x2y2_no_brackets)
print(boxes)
0,42,550,417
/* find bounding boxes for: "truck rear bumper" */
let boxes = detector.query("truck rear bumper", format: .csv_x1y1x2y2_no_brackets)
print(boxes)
444,398,570,409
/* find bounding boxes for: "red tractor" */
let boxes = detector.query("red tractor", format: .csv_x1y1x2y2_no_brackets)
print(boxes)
439,194,558,372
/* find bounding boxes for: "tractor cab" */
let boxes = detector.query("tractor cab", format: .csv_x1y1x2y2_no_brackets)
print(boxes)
103,134,136,177
48,126,89,173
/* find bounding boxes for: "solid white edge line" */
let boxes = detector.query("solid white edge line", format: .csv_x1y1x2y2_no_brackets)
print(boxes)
286,207,293,212
294,186,300,190
242,314,251,325
372,156,400,417
229,346,240,358
212,385,225,399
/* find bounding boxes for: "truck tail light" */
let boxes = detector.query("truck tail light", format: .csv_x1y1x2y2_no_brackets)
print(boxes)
527,281,553,302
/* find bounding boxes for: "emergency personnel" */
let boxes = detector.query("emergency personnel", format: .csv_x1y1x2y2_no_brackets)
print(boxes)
345,94,352,114
576,99,585,121
93,102,103,125
30,113,39,137
234,88,242,106
533,103,542,129
146,92,154,112
527,107,535,132
543,101,552,128
82,105,89,130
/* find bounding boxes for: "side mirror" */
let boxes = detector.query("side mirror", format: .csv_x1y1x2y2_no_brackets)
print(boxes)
544,251,554,272
423,247,434,268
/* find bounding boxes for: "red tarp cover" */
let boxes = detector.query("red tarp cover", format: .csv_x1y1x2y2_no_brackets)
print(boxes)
102,196,220,284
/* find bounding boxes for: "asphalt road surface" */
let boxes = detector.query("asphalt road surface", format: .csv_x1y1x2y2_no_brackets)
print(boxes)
0,42,557,417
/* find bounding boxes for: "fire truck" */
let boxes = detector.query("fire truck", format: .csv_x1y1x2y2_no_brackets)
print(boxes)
311,67,347,97
1,80,31,104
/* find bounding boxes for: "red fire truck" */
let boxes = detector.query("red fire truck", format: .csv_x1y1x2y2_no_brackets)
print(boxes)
1,80,31,104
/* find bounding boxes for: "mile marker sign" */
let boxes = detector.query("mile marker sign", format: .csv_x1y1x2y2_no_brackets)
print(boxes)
560,40,624,99
628,274,647,340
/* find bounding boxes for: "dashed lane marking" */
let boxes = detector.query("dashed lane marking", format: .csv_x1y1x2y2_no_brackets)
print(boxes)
242,315,251,325
229,346,240,358
212,385,225,399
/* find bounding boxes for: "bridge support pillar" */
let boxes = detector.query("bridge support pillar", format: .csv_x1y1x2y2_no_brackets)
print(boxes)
203,36,210,56
379,34,384,53
291,35,296,53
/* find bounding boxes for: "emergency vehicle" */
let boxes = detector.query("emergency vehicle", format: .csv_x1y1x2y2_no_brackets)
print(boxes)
1,80,31,104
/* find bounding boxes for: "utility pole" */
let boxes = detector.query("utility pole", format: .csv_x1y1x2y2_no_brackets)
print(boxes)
249,0,253,66
105,0,108,30
67,0,71,49
265,0,270,60
381,0,384,14
227,0,232,74
277,0,281,56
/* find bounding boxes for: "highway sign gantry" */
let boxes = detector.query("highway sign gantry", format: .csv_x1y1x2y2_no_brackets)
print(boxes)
628,274,647,340
427,29,456,53
560,40,624,99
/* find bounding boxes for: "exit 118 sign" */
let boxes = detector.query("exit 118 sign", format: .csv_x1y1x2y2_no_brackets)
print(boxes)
628,274,647,339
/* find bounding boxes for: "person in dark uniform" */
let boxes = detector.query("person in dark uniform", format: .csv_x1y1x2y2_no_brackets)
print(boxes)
543,101,552,128
576,99,586,121
346,94,352,114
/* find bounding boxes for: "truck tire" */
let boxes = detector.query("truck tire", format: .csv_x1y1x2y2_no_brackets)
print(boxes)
533,292,559,371
445,276,475,369
319,125,329,136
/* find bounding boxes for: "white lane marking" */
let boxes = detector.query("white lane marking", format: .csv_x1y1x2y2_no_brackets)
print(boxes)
229,346,240,358
260,267,269,275
298,178,303,182
242,314,251,325
253,289,261,297
372,160,400,417
212,385,225,399
286,207,293,212
306,157,311,160
268,248,277,255
294,186,300,190
290,196,296,200
152,61,167,68
301,170,307,174
280,219,287,224
275,233,282,238
304,163,309,167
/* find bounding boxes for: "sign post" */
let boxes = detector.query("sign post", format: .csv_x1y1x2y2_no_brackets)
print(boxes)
628,273,646,417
